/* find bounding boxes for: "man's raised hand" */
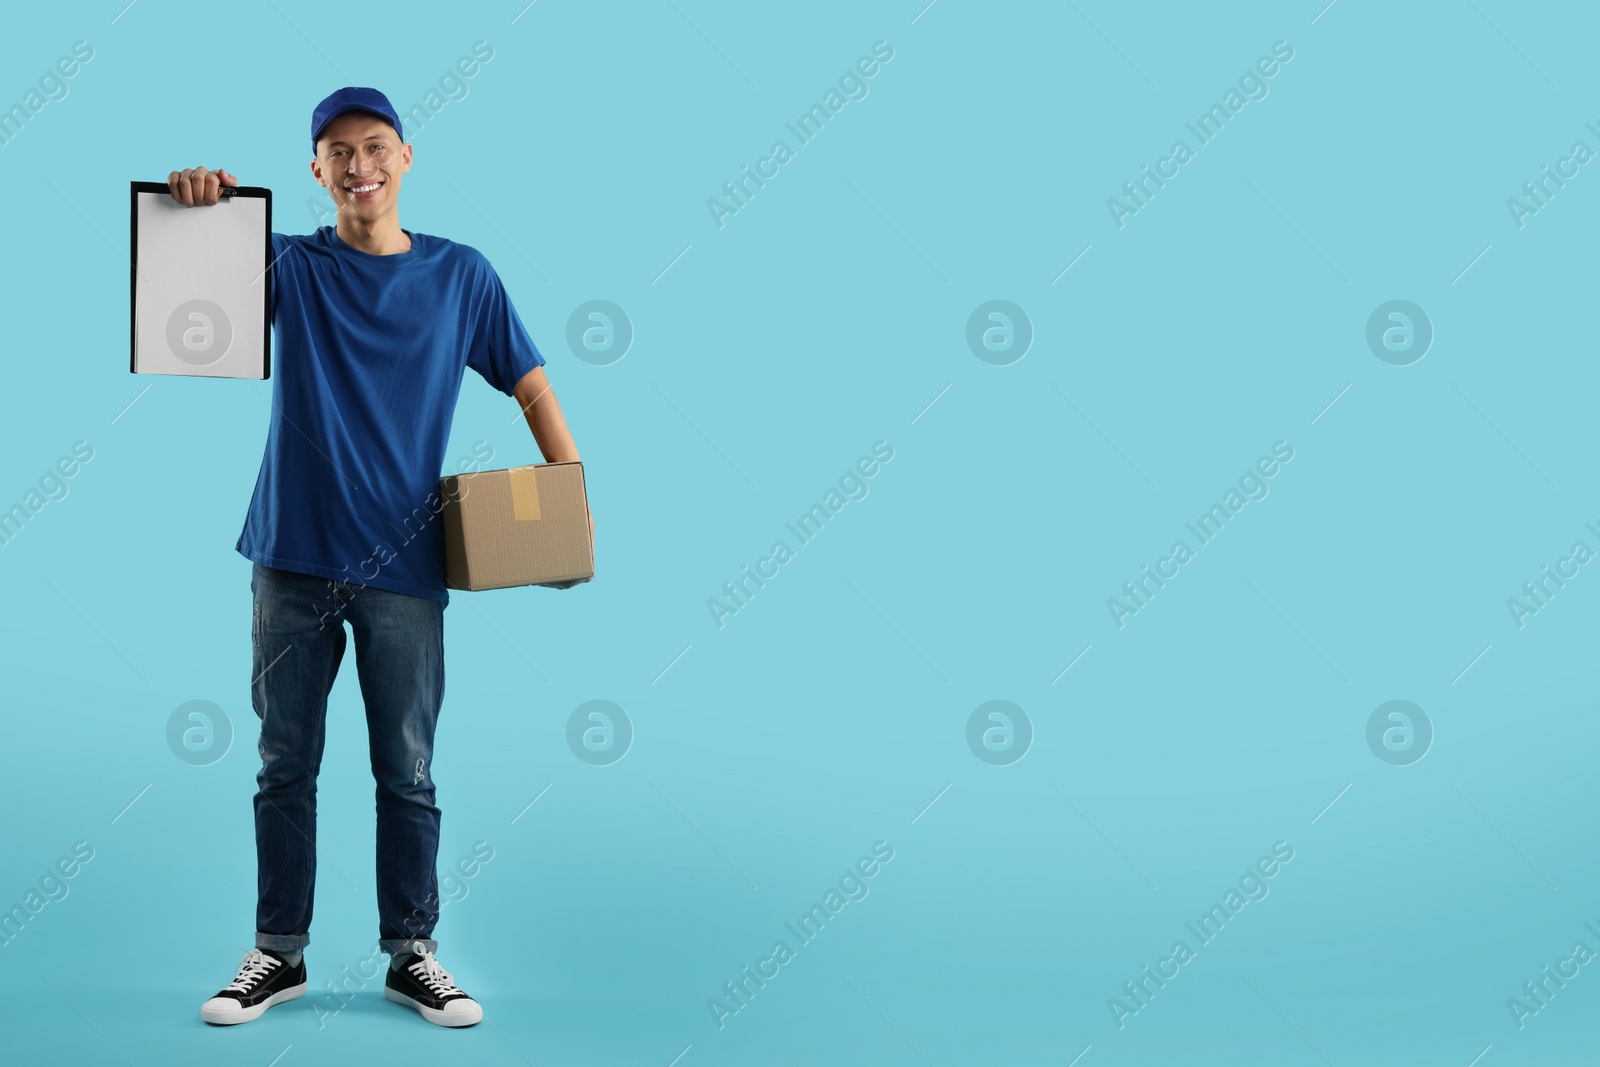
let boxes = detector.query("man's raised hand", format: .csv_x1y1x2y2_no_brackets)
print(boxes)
167,166,238,206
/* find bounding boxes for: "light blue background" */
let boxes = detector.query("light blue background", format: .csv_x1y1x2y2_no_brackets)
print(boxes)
2,1,1598,1064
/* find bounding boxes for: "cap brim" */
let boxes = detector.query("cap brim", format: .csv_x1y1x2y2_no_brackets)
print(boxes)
313,106,402,147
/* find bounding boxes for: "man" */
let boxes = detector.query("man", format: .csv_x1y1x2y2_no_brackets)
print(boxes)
173,87,587,1028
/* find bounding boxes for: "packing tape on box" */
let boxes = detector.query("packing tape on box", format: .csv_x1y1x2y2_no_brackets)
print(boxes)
508,467,542,521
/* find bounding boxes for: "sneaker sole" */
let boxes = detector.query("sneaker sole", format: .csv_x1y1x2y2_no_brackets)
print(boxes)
201,982,307,1025
384,986,483,1027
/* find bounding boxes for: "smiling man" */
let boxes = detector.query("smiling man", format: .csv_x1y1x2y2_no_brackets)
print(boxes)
171,86,585,1029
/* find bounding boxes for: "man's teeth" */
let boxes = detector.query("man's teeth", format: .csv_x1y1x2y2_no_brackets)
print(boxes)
348,182,382,193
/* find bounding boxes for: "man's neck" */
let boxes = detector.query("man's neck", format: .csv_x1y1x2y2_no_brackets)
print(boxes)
335,215,411,256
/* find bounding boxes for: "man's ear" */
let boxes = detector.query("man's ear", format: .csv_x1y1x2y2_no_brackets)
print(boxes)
310,157,325,187
401,143,413,174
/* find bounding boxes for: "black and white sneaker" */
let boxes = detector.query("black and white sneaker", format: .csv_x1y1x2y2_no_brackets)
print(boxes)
200,948,307,1025
384,944,483,1027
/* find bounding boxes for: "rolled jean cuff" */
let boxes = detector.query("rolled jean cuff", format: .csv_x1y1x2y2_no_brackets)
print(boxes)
381,937,438,957
256,931,310,953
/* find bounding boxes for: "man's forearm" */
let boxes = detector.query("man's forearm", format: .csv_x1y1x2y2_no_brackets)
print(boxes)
521,385,579,463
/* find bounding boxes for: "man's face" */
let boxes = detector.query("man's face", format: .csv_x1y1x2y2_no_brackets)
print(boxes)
311,111,411,224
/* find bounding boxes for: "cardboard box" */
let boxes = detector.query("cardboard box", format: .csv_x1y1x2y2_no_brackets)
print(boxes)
441,461,594,591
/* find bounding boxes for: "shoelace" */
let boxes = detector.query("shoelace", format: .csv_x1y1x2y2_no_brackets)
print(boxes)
407,947,465,998
223,949,280,993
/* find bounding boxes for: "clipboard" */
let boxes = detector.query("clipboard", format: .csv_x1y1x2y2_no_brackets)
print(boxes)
130,180,273,379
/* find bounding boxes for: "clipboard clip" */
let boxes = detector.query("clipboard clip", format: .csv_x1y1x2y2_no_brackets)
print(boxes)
218,187,238,199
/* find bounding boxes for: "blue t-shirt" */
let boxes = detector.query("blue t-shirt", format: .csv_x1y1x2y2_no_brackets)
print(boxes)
235,226,544,601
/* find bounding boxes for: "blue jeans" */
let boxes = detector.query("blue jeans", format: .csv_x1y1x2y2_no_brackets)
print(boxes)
248,563,448,958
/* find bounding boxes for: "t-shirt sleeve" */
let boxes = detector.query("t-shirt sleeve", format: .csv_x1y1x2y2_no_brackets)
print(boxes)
466,255,546,396
268,232,287,325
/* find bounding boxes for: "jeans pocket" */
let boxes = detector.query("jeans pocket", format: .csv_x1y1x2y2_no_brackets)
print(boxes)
253,600,262,653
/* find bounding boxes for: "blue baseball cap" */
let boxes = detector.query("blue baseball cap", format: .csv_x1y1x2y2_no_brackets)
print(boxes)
311,87,405,153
